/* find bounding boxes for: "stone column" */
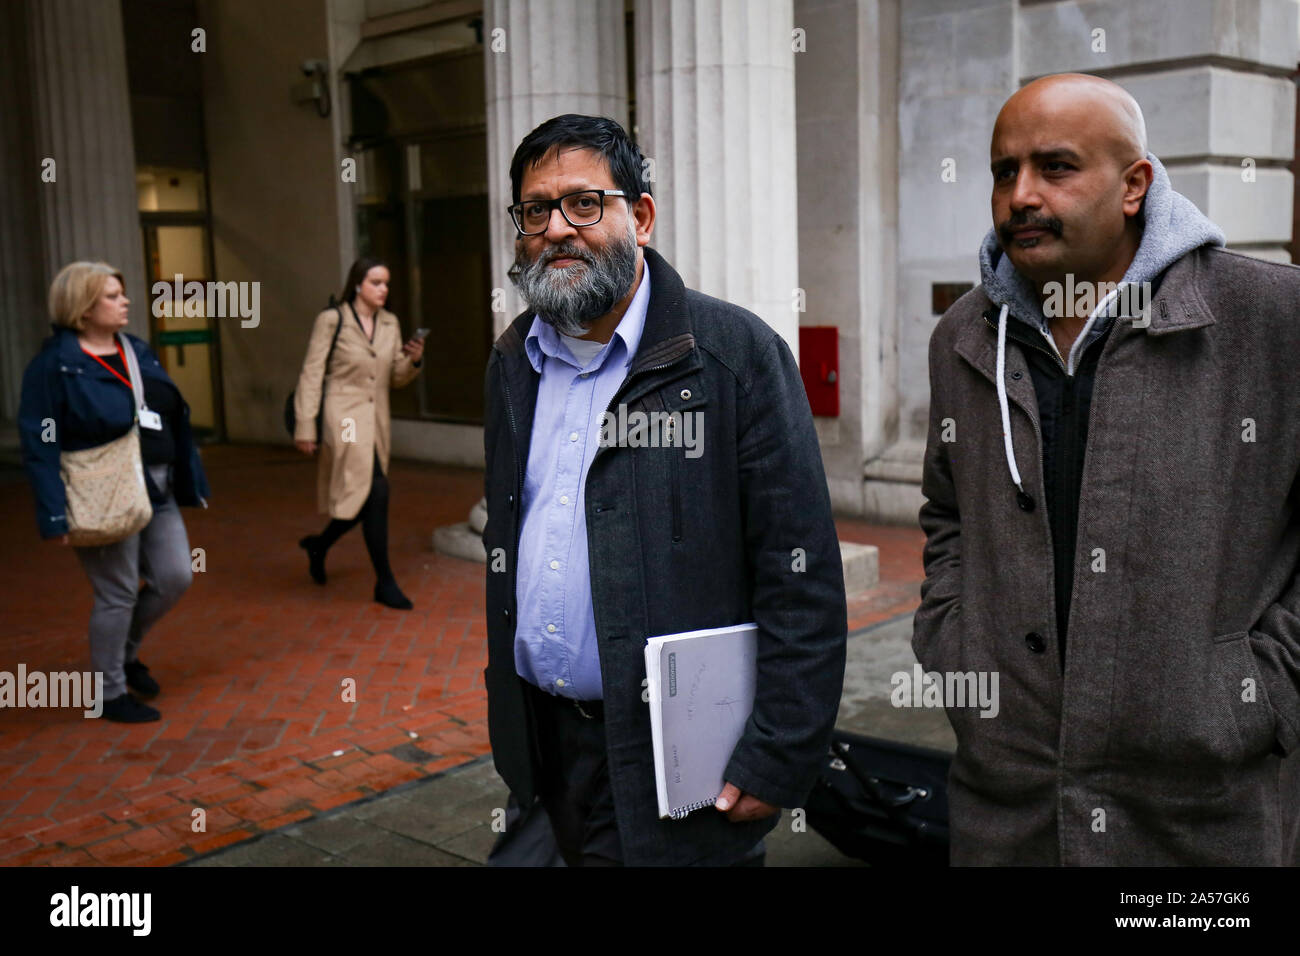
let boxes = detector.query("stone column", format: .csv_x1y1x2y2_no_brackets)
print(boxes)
0,1,44,426
26,0,148,334
439,0,628,561
0,0,146,427
483,0,628,337
634,0,800,357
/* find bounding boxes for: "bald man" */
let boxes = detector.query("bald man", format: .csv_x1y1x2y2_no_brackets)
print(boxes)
915,74,1300,864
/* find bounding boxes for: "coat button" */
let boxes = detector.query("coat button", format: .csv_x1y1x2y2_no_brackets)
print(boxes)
680,388,692,400
1024,632,1046,653
1016,491,1035,512
1011,370,1022,380
503,608,510,619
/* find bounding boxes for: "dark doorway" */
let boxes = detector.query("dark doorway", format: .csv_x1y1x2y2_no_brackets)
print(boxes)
348,48,492,425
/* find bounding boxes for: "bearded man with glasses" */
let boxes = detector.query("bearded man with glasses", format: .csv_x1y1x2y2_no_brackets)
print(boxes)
481,113,847,866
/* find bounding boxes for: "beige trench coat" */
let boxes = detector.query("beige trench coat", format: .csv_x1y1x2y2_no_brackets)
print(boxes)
294,302,420,519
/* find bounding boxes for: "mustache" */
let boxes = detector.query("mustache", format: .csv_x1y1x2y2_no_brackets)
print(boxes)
507,243,592,280
537,243,592,267
998,213,1062,244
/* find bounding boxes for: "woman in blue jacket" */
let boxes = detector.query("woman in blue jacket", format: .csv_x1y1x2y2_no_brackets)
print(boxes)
18,261,210,723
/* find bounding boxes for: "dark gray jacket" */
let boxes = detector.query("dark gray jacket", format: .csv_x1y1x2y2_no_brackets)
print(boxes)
482,246,848,865
916,243,1300,865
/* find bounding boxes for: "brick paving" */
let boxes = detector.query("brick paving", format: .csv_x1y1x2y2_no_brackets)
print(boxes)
0,443,924,866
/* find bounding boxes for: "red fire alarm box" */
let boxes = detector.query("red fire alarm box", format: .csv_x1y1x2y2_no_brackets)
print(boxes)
798,326,839,417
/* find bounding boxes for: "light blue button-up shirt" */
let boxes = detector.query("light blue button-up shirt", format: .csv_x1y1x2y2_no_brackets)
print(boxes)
514,266,651,699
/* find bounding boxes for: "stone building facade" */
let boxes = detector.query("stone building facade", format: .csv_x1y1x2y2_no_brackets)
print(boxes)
2,0,1295,524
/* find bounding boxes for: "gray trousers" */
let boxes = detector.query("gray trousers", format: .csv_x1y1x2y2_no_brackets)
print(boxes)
73,464,193,699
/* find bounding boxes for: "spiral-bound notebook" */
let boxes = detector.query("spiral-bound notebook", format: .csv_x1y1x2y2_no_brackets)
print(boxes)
644,623,758,820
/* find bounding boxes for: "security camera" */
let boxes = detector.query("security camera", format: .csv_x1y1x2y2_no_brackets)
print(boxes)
292,60,331,117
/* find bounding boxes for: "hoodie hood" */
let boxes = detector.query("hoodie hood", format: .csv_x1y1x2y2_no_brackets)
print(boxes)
977,152,1225,506
978,152,1225,342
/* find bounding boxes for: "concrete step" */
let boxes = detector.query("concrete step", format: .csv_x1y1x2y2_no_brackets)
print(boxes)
468,498,487,534
432,522,486,563
840,541,879,595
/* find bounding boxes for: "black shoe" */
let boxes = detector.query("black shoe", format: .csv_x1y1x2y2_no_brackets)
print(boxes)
374,580,413,610
123,659,159,698
299,535,327,585
101,692,160,723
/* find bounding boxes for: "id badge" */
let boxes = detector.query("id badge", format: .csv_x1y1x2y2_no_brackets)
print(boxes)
138,408,163,431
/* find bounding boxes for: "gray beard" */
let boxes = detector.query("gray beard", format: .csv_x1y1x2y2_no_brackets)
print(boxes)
508,222,638,337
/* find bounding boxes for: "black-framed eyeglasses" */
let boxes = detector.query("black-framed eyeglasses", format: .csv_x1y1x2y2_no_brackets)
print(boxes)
508,189,627,236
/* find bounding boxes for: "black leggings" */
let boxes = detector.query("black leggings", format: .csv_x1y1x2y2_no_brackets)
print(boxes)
316,451,394,583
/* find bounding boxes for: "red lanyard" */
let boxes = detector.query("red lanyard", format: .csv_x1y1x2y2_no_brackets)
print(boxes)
81,341,133,392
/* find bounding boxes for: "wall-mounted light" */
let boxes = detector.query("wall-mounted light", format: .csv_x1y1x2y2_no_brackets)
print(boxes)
291,59,331,118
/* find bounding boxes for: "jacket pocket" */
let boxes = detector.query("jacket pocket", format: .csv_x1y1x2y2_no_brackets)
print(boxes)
912,602,961,675
1213,630,1277,762
656,381,707,545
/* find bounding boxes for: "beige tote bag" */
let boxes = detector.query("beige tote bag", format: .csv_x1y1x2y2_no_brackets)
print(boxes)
59,335,154,546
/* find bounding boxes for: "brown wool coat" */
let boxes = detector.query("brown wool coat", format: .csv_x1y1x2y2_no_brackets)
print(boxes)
916,246,1300,865
293,302,420,520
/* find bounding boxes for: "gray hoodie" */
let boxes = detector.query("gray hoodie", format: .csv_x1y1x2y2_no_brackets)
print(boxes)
975,152,1225,501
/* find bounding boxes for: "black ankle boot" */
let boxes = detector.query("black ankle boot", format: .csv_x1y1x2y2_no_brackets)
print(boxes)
374,579,413,610
299,535,327,585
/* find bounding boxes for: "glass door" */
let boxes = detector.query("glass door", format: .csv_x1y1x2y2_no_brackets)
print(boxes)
138,167,224,440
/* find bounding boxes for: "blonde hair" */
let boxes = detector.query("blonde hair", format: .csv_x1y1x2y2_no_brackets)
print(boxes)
49,261,125,331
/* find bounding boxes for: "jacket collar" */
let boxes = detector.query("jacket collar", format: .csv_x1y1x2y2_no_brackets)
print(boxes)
54,325,134,363
956,246,1217,392
339,300,397,331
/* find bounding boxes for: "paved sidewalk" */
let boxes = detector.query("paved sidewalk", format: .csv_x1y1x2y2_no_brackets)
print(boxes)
188,613,953,867
0,443,926,866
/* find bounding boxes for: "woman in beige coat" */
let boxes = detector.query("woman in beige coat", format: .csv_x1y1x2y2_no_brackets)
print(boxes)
293,257,423,608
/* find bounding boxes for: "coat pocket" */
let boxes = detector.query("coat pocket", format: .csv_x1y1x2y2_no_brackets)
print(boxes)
1212,631,1277,762
910,603,984,747
655,380,707,545
912,602,962,675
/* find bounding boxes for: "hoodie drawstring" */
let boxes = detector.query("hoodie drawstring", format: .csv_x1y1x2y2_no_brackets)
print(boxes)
995,303,1025,502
